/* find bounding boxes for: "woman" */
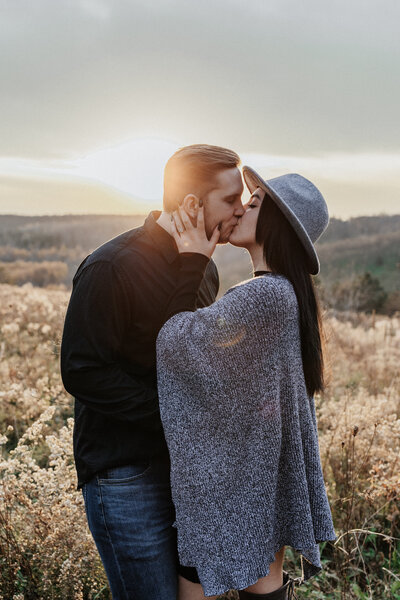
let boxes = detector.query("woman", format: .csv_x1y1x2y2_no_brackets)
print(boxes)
156,167,337,600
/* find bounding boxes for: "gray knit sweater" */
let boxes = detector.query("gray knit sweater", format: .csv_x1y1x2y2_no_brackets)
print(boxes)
156,269,337,597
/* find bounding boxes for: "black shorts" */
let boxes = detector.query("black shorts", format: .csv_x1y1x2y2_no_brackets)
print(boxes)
178,563,200,584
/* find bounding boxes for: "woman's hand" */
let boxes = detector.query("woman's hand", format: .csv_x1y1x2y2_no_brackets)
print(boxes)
170,204,219,259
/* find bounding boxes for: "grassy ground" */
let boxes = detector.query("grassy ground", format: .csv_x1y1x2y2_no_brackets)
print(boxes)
0,284,399,599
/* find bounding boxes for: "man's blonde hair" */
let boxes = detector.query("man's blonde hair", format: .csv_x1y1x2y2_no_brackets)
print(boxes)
163,144,241,212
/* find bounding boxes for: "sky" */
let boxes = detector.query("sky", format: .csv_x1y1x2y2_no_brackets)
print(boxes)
1,0,399,219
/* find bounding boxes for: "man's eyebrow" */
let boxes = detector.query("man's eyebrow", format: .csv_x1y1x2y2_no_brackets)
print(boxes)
224,193,242,200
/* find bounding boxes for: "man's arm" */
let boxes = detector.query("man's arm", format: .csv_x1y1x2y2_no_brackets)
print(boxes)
60,260,159,422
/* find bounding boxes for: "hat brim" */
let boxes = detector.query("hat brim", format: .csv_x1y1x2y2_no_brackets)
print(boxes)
242,165,320,275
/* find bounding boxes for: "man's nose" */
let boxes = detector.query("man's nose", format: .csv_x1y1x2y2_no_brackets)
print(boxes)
234,201,245,216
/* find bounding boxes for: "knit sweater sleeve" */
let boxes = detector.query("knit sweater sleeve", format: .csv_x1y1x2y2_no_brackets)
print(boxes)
156,275,287,373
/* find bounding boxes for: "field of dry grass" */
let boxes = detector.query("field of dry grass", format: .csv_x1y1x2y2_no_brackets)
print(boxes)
0,283,399,599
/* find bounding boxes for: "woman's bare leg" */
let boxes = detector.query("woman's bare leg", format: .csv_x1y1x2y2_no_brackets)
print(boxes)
242,546,286,594
178,574,219,600
178,546,286,599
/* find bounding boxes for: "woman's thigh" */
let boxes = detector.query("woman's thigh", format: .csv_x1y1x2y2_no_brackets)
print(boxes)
177,547,286,599
178,574,219,600
243,546,286,594
82,453,179,600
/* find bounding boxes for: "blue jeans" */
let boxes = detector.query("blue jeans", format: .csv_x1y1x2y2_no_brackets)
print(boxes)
81,452,179,600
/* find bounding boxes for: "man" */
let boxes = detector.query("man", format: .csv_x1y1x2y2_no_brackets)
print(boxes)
60,144,244,600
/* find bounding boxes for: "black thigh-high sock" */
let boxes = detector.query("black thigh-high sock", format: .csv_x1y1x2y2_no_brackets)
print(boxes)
238,571,291,600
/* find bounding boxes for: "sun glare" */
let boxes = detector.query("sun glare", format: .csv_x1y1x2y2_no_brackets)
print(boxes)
73,138,181,200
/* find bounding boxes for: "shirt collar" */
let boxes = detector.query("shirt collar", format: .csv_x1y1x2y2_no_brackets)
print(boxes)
144,210,179,264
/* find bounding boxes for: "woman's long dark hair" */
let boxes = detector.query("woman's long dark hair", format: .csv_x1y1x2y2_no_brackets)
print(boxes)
255,191,328,398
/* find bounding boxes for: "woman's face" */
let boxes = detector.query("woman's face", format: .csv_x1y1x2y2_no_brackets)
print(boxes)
228,186,265,248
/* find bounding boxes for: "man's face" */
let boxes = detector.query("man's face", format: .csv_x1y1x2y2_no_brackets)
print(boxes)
202,167,244,244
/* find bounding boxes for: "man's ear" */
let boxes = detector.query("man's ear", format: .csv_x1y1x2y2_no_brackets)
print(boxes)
181,194,200,218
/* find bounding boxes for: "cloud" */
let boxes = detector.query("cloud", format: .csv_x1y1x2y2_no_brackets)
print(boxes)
1,139,399,218
0,0,399,161
0,174,151,216
240,152,400,185
79,0,111,20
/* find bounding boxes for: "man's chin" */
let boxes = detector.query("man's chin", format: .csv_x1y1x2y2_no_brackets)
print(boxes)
217,237,229,245
218,225,238,244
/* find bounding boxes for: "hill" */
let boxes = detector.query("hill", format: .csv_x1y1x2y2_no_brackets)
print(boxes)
0,213,398,313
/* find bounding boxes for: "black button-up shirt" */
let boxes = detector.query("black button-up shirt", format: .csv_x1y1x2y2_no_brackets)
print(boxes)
60,210,219,490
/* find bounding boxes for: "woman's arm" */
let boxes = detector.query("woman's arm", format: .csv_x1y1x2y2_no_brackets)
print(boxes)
163,252,211,321
157,275,283,383
160,202,219,324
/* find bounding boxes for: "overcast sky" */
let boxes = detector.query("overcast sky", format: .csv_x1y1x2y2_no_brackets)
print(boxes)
1,0,399,218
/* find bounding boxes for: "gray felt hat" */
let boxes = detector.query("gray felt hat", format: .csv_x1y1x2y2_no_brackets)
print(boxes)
242,166,330,276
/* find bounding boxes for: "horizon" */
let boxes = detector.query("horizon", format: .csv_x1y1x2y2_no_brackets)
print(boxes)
2,210,399,223
1,142,400,219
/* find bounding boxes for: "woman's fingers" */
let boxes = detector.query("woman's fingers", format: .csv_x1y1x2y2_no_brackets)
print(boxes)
170,207,191,240
173,204,200,233
177,205,193,230
211,224,220,243
172,209,185,233
170,203,218,257
170,213,181,238
197,205,205,230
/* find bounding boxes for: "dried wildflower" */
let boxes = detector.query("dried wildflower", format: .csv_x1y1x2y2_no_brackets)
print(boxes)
0,286,399,597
